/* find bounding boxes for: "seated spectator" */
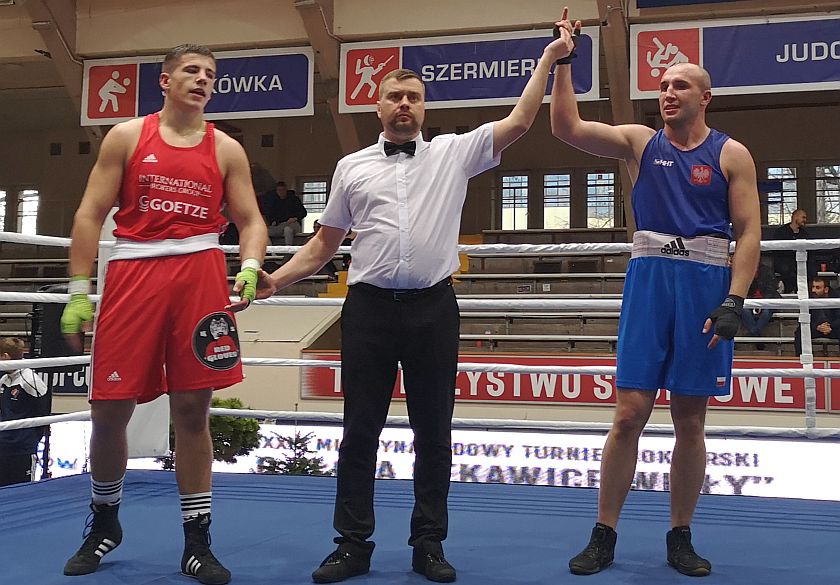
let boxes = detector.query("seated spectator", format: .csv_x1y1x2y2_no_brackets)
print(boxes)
258,181,307,246
740,263,781,348
772,209,810,293
794,276,840,355
0,337,49,487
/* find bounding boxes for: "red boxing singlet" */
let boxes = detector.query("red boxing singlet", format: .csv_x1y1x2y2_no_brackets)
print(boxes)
113,112,226,241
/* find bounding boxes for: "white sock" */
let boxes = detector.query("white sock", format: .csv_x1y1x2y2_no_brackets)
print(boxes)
180,492,212,522
91,476,124,506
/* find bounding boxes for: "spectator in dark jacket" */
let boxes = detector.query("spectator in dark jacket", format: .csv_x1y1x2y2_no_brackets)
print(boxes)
794,276,840,355
772,209,810,293
0,337,49,486
258,181,308,246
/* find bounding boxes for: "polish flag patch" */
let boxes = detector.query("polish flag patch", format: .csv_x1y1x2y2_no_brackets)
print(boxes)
691,165,712,185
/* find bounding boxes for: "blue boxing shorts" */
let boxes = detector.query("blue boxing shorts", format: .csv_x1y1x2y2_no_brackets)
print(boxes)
616,230,733,396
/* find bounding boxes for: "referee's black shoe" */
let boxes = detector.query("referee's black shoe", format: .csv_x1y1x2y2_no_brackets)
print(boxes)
311,546,371,583
64,502,123,576
568,523,617,575
181,514,231,585
412,545,456,583
667,526,711,576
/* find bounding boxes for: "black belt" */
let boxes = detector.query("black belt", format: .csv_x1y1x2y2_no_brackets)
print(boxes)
351,277,452,301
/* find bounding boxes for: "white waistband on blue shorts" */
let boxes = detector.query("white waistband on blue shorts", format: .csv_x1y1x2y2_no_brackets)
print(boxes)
631,230,730,267
109,233,221,261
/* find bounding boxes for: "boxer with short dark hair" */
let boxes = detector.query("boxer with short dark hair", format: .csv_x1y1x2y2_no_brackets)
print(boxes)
61,43,266,584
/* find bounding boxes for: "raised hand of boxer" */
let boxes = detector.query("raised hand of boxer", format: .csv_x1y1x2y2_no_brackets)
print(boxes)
551,7,582,65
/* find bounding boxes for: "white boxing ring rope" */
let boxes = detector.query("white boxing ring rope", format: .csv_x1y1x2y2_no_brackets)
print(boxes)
2,231,840,434
5,353,840,379
2,408,838,441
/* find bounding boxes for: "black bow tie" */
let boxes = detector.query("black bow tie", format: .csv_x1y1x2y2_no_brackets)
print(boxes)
384,141,416,157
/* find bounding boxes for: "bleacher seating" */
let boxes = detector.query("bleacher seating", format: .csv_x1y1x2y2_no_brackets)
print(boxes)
1,230,834,359
454,234,822,358
454,272,626,295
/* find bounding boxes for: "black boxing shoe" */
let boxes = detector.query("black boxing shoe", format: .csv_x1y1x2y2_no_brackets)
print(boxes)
64,502,123,576
412,546,456,583
569,523,617,575
311,546,371,583
181,514,231,585
667,526,711,577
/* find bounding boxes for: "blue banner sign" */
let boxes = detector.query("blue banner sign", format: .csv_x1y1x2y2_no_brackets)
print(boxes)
82,48,314,126
637,0,738,7
704,19,840,89
631,15,840,99
340,29,600,113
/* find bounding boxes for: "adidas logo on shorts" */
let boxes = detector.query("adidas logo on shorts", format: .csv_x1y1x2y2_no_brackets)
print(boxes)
660,237,690,257
106,371,122,382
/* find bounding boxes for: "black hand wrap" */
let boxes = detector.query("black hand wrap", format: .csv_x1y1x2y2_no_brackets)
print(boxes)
553,24,579,65
708,295,744,340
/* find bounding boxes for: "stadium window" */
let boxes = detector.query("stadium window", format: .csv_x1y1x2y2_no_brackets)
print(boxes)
501,174,528,230
543,173,571,229
300,179,328,232
815,164,840,224
16,189,39,235
586,172,615,228
765,166,798,225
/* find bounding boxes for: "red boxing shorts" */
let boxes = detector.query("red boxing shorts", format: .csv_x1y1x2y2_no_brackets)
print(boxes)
90,248,243,403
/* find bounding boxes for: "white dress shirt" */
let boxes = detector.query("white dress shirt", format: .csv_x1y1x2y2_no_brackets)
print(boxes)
319,122,500,289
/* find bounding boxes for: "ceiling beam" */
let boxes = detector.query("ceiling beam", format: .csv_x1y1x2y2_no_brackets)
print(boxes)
597,0,636,236
24,0,103,148
295,0,362,156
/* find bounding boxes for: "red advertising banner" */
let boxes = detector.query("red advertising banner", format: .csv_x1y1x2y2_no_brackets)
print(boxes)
300,353,827,411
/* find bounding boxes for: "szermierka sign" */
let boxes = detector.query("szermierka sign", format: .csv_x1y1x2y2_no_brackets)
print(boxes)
339,29,600,113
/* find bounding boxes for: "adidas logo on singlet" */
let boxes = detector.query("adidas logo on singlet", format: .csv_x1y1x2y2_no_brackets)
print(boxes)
660,238,690,257
106,371,122,382
142,153,158,163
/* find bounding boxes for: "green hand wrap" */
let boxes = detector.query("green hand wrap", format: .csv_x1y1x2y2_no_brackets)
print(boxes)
61,293,94,334
235,266,259,305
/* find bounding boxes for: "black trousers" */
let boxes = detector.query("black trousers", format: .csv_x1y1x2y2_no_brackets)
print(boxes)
334,279,459,555
0,453,35,487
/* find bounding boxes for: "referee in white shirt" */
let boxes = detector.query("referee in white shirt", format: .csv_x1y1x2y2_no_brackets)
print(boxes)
258,22,576,584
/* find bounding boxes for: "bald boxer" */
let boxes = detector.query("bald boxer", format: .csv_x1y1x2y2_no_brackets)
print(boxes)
551,13,760,578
